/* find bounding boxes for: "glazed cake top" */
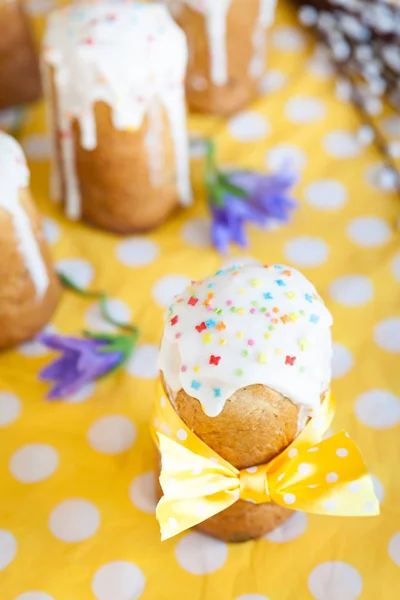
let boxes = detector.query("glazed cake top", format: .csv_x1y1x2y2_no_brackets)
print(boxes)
158,262,333,417
0,131,29,192
44,2,187,128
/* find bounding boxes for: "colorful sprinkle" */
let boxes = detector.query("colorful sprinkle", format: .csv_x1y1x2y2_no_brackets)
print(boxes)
213,388,221,398
216,321,226,331
181,366,187,373
206,319,216,329
170,315,179,326
289,313,299,322
285,356,296,366
258,352,268,364
250,279,261,287
310,314,320,324
195,322,207,333
248,339,255,346
305,294,313,303
286,292,296,299
275,280,286,287
236,332,243,338
235,368,244,376
299,338,308,351
188,296,198,306
191,380,201,390
194,366,200,373
237,308,245,315
219,338,226,345
242,350,249,357
281,315,290,324
250,308,256,314
264,292,273,300
272,307,279,313
209,355,221,366
264,333,270,339
203,333,212,344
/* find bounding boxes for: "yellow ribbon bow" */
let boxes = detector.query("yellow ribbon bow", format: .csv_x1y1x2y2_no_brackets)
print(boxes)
152,382,379,541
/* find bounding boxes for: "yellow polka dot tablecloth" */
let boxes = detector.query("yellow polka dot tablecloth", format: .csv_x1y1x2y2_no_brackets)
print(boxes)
1,1,400,599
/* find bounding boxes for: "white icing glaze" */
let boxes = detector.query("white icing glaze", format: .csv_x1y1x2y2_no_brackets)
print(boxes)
167,0,277,86
158,263,333,418
43,2,192,219
0,132,49,299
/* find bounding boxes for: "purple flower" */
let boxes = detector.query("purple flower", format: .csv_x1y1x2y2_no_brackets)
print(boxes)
210,168,297,254
38,334,125,400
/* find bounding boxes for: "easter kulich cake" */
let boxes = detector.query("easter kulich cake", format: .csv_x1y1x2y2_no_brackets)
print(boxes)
0,0,41,109
0,132,60,349
166,0,277,115
158,262,333,541
42,2,191,233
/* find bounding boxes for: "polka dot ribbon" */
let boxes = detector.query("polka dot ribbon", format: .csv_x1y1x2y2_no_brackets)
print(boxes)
152,382,379,541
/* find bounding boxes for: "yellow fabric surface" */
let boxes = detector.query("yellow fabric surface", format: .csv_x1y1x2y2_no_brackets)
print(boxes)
1,2,400,599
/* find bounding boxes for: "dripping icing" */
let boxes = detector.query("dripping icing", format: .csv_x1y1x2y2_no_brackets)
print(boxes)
43,2,192,219
158,263,333,418
0,132,49,299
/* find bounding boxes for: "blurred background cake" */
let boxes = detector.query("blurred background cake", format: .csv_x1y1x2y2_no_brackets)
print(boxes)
42,2,192,233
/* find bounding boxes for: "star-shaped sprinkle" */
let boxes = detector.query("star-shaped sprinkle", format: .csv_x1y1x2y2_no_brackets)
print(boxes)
310,314,320,324
275,280,286,287
238,288,246,294
305,294,313,303
236,332,243,338
283,270,292,277
188,296,198,306
272,307,279,313
250,279,261,287
207,283,215,289
220,338,226,345
195,322,207,333
206,319,216,329
191,380,201,390
280,315,290,324
213,388,221,398
237,308,245,315
170,315,179,326
299,310,306,316
264,292,273,300
289,313,299,322
194,366,200,373
216,321,226,331
258,352,268,364
209,355,221,366
203,334,212,344
285,356,296,366
286,292,296,299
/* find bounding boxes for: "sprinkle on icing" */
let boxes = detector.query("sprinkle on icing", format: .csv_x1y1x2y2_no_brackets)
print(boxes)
0,132,49,299
43,2,192,220
158,262,333,418
167,0,277,86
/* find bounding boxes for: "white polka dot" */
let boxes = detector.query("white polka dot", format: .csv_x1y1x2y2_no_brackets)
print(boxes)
15,593,54,600
65,382,96,403
288,448,298,459
129,472,157,514
49,499,100,542
0,529,17,570
10,444,58,483
323,131,361,158
57,258,94,289
18,325,56,357
285,96,326,124
175,532,227,575
116,238,159,267
259,69,288,94
88,415,136,454
235,595,270,600
308,47,334,79
298,463,312,476
325,500,337,511
380,115,400,137
152,275,191,307
265,512,307,543
329,275,373,307
125,344,158,379
24,0,56,16
370,474,384,503
374,318,400,353
177,429,188,441
92,561,145,600
392,254,400,282
272,26,306,51
308,447,319,453
42,217,60,245
326,472,339,483
388,532,400,567
22,134,50,160
284,237,329,268
181,217,211,247
0,392,21,426
348,481,360,493
305,179,347,211
283,493,296,505
336,448,348,458
265,144,307,172
308,561,363,600
228,112,270,142
346,217,391,247
366,163,398,192
246,466,258,473
85,298,131,334
332,343,354,379
355,390,400,429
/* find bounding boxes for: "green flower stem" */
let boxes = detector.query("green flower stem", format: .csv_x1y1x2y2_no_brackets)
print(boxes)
205,139,247,207
58,272,140,338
